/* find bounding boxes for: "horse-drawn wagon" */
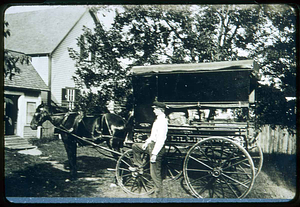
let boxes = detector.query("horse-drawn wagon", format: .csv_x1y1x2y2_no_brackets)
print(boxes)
31,59,263,199
116,59,263,198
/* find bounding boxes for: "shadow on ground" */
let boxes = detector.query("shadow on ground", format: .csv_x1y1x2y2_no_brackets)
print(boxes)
262,153,297,191
5,152,116,197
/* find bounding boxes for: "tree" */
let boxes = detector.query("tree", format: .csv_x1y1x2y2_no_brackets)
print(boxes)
4,21,31,80
68,19,132,116
250,5,297,131
74,90,109,115
249,5,296,90
69,5,296,131
112,5,264,64
255,84,296,133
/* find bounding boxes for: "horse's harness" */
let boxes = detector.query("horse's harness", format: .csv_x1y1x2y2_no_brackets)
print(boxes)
38,107,127,142
56,111,84,133
37,106,83,133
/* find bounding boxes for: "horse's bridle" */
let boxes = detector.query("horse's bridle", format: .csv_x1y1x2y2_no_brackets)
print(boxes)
34,106,51,126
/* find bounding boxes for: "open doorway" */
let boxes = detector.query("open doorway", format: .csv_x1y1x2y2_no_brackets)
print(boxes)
4,95,20,135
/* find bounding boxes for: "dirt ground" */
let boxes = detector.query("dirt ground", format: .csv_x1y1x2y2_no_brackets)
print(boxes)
4,138,297,202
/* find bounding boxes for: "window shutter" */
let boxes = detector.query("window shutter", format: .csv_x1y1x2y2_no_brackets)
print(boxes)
91,51,95,62
75,89,80,101
62,88,67,101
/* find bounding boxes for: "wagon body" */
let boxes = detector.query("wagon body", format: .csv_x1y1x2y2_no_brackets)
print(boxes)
131,60,259,146
116,60,263,198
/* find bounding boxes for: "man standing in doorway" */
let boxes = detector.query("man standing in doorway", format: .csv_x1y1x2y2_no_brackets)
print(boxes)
131,101,168,198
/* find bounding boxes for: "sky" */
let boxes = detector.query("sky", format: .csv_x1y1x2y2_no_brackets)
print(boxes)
5,5,61,14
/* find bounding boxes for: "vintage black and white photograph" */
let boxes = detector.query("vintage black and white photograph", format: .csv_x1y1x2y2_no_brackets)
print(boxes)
3,4,297,203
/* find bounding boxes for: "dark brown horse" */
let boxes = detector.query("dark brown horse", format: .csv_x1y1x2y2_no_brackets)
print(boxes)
30,102,132,180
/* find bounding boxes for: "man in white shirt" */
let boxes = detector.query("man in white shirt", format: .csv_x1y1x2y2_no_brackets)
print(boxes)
131,101,168,198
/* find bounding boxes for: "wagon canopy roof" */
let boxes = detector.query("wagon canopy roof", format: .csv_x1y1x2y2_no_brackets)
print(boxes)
131,60,258,75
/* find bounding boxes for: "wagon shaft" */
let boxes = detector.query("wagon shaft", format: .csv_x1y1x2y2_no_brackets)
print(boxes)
56,127,123,156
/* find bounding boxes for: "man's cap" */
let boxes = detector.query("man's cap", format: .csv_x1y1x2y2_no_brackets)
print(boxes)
152,101,168,109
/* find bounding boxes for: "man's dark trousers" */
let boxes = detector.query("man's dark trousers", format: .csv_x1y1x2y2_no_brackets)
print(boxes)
132,142,165,197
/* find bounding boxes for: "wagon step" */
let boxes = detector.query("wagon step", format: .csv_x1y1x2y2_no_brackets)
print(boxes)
107,168,116,171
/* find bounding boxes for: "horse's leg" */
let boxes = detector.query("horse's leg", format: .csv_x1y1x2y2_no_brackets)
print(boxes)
61,133,78,180
102,114,114,150
111,137,123,152
102,113,126,155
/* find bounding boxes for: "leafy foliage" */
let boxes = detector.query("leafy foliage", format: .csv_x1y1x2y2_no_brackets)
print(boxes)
68,22,132,115
112,5,264,64
255,84,296,133
4,21,31,80
250,5,297,131
251,5,296,93
74,90,109,115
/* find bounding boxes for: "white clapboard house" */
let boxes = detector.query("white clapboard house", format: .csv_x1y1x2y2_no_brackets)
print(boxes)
4,6,99,138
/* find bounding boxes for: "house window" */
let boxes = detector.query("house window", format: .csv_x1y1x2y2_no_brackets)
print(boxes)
79,36,95,62
79,36,88,60
27,102,36,124
62,88,79,110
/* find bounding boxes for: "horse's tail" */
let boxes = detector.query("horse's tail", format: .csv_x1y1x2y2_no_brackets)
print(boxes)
102,113,120,151
124,111,135,143
90,116,102,138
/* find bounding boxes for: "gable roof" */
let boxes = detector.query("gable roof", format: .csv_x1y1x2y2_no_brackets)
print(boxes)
4,51,49,91
4,6,88,55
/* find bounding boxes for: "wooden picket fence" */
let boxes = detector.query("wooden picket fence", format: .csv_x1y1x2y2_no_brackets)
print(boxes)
257,125,297,155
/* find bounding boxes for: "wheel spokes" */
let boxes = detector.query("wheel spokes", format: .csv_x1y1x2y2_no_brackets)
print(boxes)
116,149,155,196
189,173,211,184
221,175,240,198
184,137,255,199
164,145,183,180
221,173,249,188
189,155,214,170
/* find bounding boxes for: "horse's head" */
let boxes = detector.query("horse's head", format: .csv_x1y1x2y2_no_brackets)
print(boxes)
30,102,51,130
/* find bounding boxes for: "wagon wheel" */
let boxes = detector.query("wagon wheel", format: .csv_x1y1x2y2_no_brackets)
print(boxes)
163,145,183,180
116,149,155,196
248,143,263,177
183,137,255,198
